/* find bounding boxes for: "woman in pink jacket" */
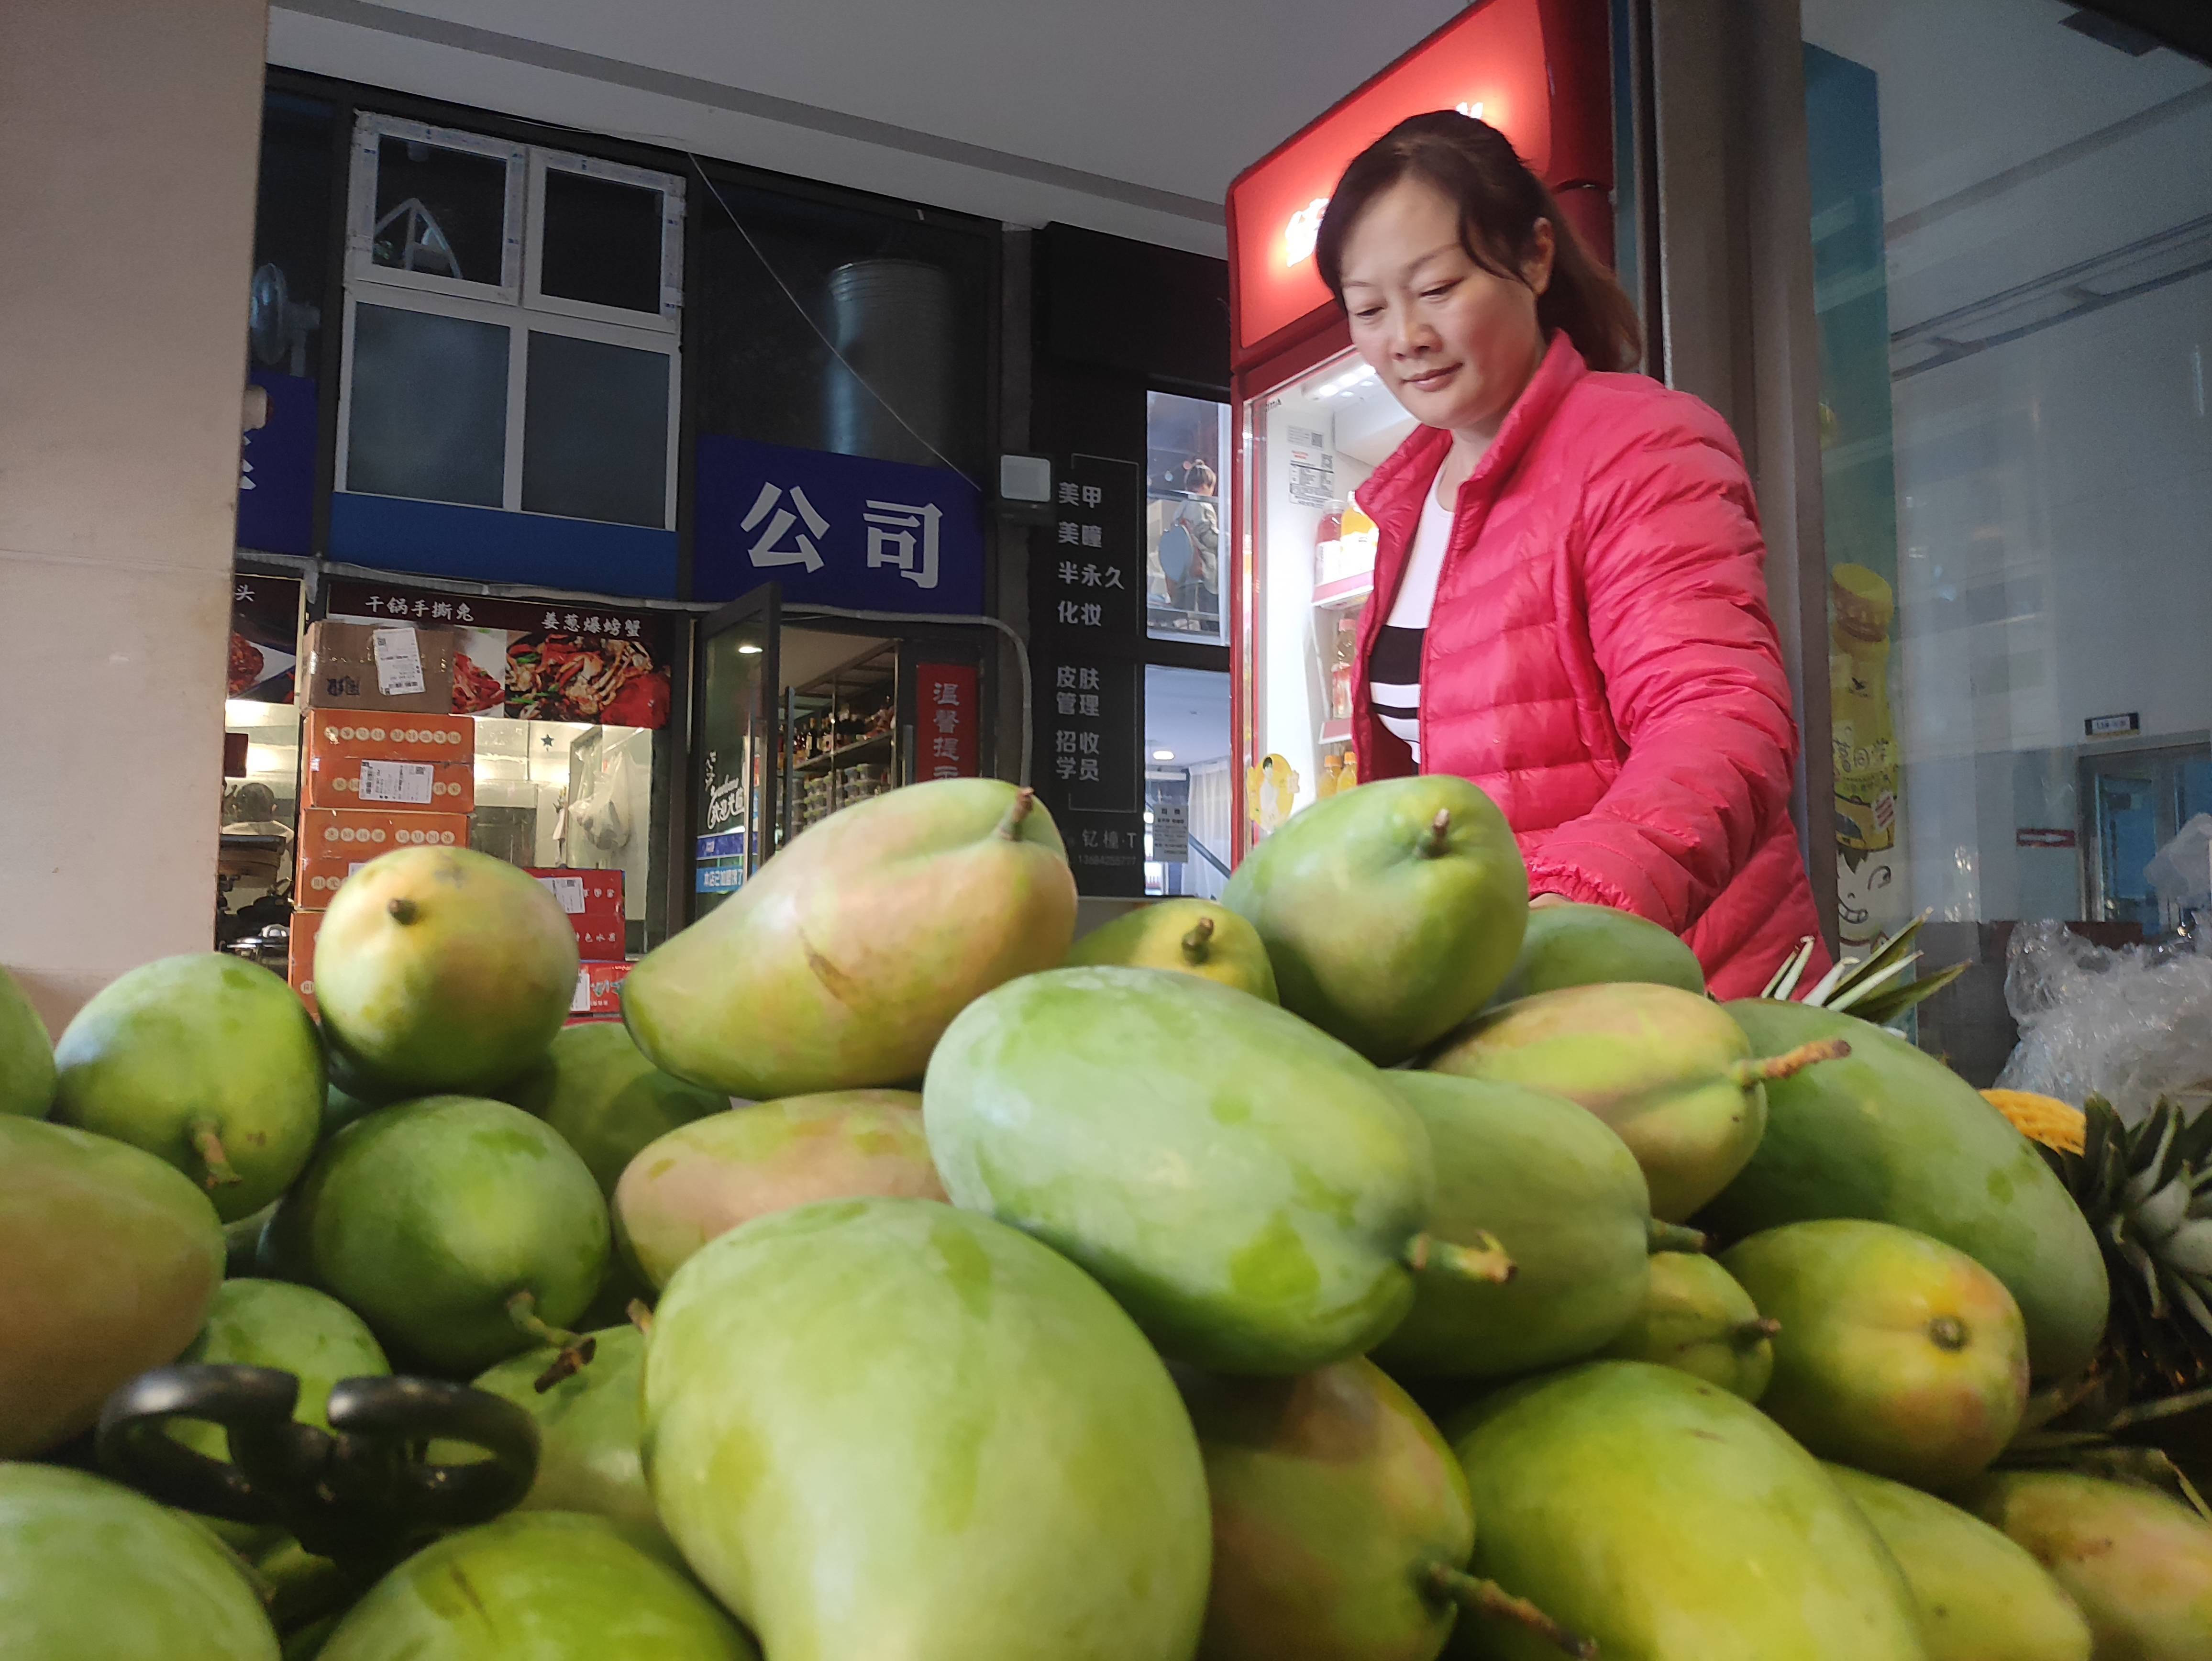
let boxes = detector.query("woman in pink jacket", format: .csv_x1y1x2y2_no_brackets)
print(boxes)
1316,111,1828,997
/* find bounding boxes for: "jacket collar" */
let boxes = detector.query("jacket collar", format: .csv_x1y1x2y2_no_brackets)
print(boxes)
1355,332,1589,534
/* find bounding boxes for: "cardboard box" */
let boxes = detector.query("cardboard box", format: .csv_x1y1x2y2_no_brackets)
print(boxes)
304,712,476,762
303,712,476,811
570,959,633,1016
527,868,624,919
305,753,475,813
301,621,456,714
528,867,625,957
287,909,322,1017
296,808,470,904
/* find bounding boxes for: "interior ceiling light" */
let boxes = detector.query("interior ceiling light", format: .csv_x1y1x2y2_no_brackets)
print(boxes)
1152,749,1176,760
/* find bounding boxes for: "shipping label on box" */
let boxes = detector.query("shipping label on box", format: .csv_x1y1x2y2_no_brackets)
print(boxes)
301,621,456,714
297,808,470,902
570,959,633,1015
305,753,474,813
527,868,624,919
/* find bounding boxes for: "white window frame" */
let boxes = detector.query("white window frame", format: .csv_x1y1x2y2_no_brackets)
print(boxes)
338,116,684,535
348,114,525,304
523,147,685,334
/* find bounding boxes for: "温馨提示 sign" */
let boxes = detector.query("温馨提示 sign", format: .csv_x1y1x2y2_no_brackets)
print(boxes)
693,435,985,614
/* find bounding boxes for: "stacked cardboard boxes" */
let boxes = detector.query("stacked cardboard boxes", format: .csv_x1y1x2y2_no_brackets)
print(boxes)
290,627,471,1015
529,868,631,1022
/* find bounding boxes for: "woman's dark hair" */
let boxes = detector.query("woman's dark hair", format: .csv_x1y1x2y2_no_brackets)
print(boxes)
1315,111,1643,374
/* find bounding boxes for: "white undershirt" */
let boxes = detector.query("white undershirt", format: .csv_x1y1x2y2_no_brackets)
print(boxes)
1368,484,1454,764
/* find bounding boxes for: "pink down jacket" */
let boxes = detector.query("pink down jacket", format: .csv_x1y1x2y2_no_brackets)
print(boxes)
1351,333,1830,999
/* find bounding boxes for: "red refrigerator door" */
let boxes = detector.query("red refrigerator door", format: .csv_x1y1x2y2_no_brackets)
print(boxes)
1225,0,1614,857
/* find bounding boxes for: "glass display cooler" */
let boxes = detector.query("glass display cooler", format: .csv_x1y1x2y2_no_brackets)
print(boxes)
688,584,989,915
1224,0,1616,858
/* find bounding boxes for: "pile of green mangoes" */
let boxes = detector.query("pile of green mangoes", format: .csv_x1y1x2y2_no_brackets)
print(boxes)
4,774,2209,1660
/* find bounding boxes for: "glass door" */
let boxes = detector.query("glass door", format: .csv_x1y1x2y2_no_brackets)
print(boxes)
1240,347,1415,850
690,584,779,917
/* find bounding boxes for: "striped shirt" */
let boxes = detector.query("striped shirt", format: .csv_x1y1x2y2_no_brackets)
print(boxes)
1369,486,1455,764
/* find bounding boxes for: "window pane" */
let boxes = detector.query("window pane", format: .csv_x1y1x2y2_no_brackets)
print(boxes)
693,183,992,477
346,304,508,507
1800,0,2212,1079
372,136,508,285
521,331,669,527
541,168,664,314
1147,391,1228,644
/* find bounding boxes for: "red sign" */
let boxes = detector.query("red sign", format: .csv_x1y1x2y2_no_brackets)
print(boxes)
1225,0,1611,364
915,663,979,781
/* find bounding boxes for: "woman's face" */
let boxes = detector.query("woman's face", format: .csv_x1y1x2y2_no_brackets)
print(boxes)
1338,177,1553,436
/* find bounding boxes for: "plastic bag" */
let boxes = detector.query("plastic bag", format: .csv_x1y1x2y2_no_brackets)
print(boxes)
1995,919,2212,1121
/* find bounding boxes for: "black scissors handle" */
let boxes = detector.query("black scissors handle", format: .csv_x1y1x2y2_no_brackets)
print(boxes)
97,1363,538,1566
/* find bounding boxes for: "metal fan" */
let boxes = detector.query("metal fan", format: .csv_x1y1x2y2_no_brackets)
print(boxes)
248,262,321,376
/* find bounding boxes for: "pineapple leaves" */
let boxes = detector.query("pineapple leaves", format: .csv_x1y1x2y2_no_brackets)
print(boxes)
1758,911,1969,1028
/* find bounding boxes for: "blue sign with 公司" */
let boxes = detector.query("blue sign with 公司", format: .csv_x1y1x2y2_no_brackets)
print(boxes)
695,865,746,894
693,434,984,614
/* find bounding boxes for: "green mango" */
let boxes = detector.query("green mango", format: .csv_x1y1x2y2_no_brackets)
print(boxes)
642,1198,1211,1660
1962,1471,2212,1660
1713,1000,2109,1383
52,953,324,1221
1373,1073,1686,1381
316,1511,756,1661
1443,1362,1926,1661
1489,902,1705,1005
315,846,579,1097
1182,1357,1587,1661
172,1280,390,1467
0,1463,278,1660
466,1324,660,1545
1224,775,1528,1063
506,1021,726,1197
1428,981,1837,1222
926,966,1504,1375
1067,898,1279,1001
624,779,1076,1099
1725,1220,2029,1489
0,964,55,1118
613,1090,943,1290
1600,1250,1775,1400
1,1117,223,1457
269,1095,609,1375
1825,1463,2091,1661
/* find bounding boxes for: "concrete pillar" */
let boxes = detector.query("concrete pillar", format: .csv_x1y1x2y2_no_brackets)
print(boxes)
0,0,271,1034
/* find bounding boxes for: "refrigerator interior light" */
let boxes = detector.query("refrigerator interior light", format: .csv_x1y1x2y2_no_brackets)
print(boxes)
1152,749,1176,761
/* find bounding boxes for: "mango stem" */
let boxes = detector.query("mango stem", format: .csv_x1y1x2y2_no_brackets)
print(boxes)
1647,1220,1707,1254
1729,1038,1850,1088
1405,1230,1517,1285
188,1119,243,1189
1426,1564,1596,1658
1418,808,1453,858
387,896,419,925
1733,1317,1782,1350
995,787,1037,840
1180,916,1216,964
626,1298,654,1336
507,1290,598,1391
